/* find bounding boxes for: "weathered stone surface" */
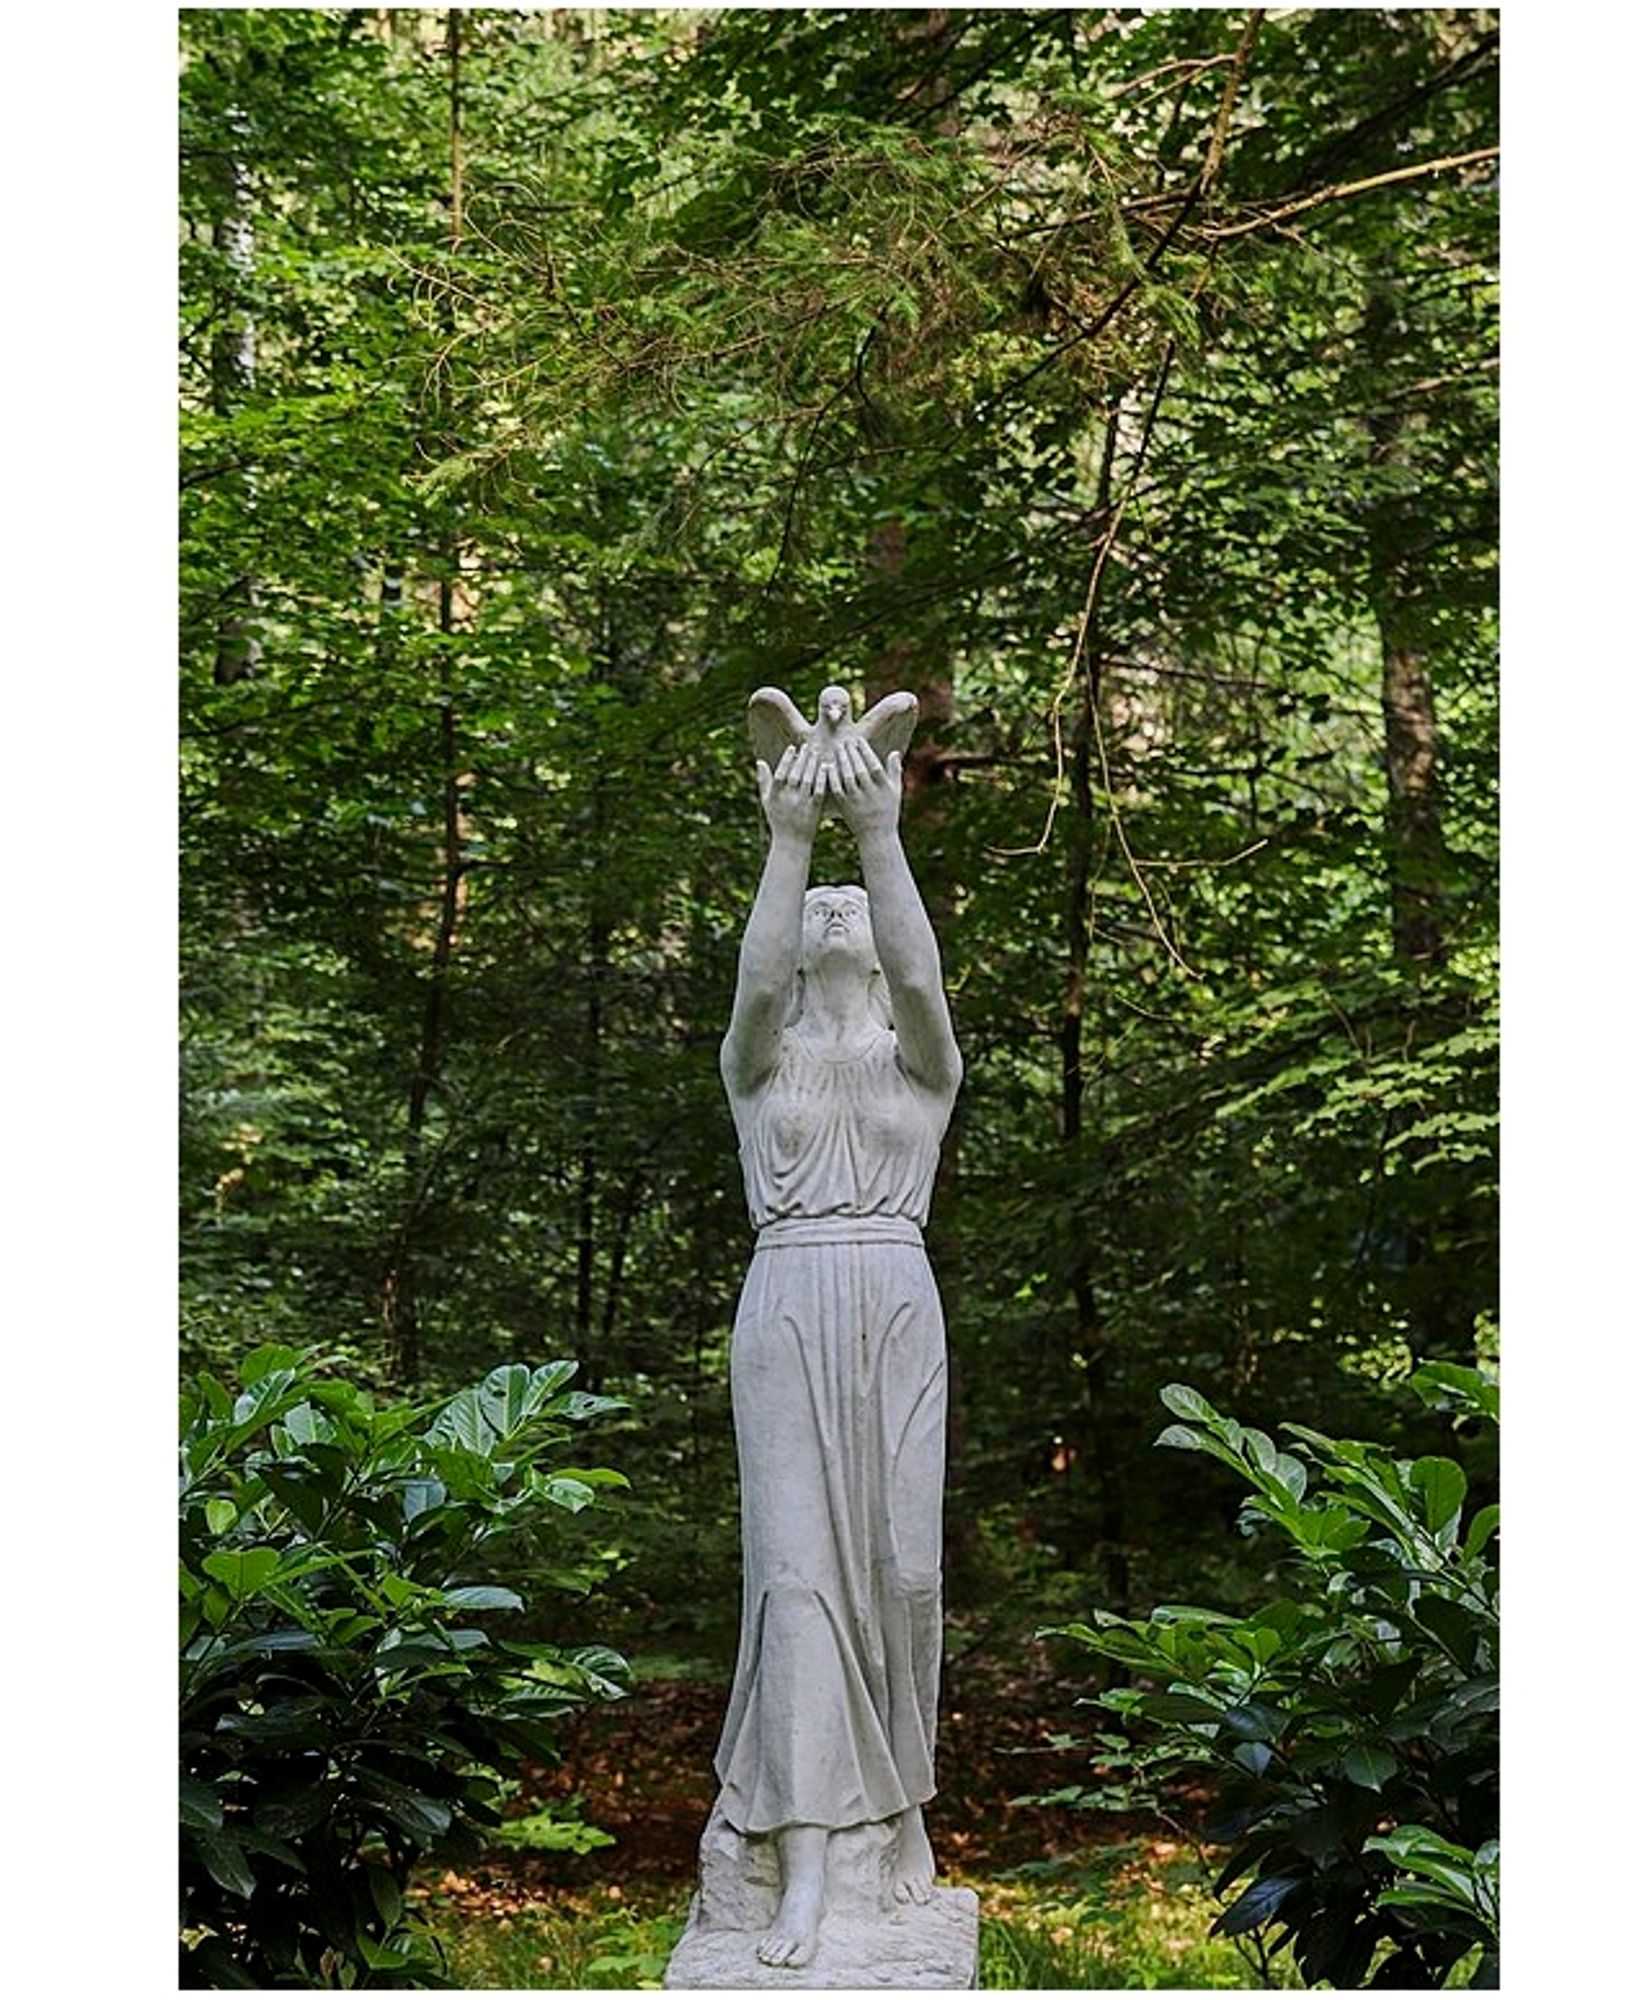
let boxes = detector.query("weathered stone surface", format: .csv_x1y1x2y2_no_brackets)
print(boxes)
693,1812,894,1932
666,1814,978,1990
665,1885,979,1990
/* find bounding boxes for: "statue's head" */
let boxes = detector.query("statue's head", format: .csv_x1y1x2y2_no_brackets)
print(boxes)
818,685,852,729
794,886,892,1025
800,884,874,971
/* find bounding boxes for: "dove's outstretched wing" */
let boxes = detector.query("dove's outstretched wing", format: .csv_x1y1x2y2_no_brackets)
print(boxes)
859,689,920,762
746,686,811,769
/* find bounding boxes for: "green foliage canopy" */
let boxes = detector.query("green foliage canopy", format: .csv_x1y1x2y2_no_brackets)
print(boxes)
180,7,1497,1633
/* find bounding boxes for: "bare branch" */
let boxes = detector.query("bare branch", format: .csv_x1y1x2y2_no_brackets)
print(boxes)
1205,146,1500,241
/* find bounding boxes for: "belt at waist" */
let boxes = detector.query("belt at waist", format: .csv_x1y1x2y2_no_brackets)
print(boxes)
754,1215,923,1250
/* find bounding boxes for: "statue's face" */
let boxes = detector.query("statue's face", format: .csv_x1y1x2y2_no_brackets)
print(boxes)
820,686,851,728
800,886,875,973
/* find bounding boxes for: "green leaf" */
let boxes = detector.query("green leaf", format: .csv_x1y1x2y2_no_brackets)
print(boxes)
181,1776,224,1832
1410,1592,1486,1671
205,1498,239,1536
1153,1422,1204,1452
426,1387,493,1456
479,1363,534,1438
366,1865,403,1930
441,1584,524,1612
194,1830,257,1899
1213,1872,1302,1935
193,1372,233,1423
1409,1363,1499,1424
1409,1456,1468,1537
401,1475,447,1520
240,1343,307,1386
358,1776,453,1843
279,1402,331,1447
546,1463,629,1489
229,1371,302,1433
1222,1702,1279,1742
562,1643,630,1696
1160,1382,1218,1425
530,1360,581,1401
201,1546,282,1598
1241,1426,1278,1472
492,1809,617,1854
551,1390,628,1422
358,1935,421,1972
1341,1744,1399,1790
256,1463,330,1534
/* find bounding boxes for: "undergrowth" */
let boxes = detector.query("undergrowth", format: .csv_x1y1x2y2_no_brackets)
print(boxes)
423,1840,1271,1990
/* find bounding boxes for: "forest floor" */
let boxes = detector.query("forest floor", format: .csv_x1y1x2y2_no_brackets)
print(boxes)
412,1637,1277,1988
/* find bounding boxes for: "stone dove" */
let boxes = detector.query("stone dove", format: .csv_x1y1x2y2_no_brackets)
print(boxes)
746,684,919,817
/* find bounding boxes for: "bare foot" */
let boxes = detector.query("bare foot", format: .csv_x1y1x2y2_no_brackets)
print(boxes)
757,1825,826,1967
892,1805,935,1905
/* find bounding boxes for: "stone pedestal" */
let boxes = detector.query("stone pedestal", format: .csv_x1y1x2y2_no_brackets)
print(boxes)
665,1813,979,1990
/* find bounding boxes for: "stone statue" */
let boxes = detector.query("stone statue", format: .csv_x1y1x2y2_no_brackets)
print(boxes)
666,690,976,1988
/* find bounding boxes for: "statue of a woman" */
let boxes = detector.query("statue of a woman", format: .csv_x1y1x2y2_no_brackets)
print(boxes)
713,716,963,1970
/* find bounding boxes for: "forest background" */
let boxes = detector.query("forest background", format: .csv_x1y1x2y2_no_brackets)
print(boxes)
171,10,1512,1974
179,0,1498,1653
9,0,1632,1992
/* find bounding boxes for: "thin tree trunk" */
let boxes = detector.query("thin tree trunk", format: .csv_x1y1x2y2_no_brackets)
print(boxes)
1060,665,1103,1381
212,107,260,685
575,870,613,1393
380,13,468,1383
1060,651,1129,1615
446,7,464,246
381,675,465,1385
600,1169,645,1351
1365,286,1450,972
1379,631,1447,969
1059,409,1132,1619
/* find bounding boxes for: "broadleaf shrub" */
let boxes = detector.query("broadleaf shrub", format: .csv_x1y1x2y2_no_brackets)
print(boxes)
1050,1367,1498,1989
179,1346,630,1987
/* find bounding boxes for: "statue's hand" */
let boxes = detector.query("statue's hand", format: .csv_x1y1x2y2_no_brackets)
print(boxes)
834,732,903,839
757,743,824,842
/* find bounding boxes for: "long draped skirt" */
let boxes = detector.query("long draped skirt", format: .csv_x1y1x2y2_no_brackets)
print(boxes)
712,1217,947,1836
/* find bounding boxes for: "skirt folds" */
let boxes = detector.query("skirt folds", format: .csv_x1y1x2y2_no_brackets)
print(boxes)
713,1228,946,1835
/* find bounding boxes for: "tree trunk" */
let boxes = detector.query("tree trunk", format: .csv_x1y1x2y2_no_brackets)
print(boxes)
380,12,469,1383
1060,634,1130,1618
211,107,260,685
1365,286,1450,973
381,681,465,1385
575,843,612,1393
1057,406,1134,1619
1379,630,1447,969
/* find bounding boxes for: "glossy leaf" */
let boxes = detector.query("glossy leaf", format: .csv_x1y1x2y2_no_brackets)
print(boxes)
201,1546,282,1598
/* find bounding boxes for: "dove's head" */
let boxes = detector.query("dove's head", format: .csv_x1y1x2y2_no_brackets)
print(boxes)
818,685,852,731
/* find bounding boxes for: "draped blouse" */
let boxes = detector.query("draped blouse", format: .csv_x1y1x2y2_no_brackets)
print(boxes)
733,1026,947,1230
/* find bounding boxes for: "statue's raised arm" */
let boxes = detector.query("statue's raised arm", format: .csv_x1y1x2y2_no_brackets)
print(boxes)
720,742,822,1100
832,732,961,1100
